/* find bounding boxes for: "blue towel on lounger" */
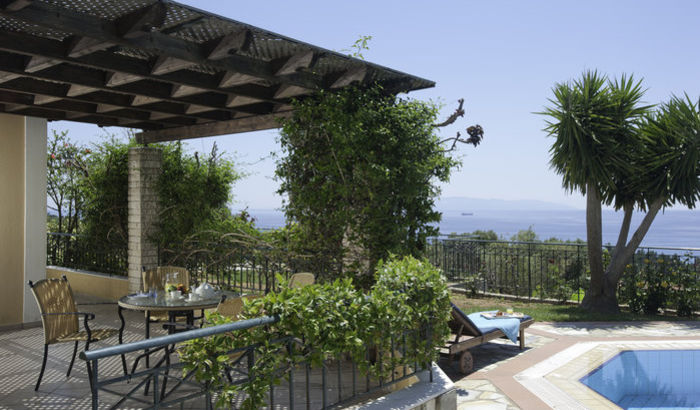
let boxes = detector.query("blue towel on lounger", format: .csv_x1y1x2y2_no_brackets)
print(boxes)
467,311,521,343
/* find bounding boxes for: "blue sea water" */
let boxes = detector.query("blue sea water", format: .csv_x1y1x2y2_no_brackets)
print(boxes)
580,350,700,409
244,208,700,249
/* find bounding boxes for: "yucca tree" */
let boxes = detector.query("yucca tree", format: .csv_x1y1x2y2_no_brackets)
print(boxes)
542,71,700,313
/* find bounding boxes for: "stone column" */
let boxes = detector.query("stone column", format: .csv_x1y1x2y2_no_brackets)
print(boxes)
128,147,162,293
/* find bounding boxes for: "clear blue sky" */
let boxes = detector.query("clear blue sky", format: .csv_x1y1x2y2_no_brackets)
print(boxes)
49,0,700,211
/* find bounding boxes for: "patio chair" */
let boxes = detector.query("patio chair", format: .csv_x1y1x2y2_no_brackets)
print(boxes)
443,302,534,374
288,272,315,288
142,266,192,338
28,276,118,391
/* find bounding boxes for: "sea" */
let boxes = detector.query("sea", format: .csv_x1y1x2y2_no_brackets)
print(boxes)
245,208,700,250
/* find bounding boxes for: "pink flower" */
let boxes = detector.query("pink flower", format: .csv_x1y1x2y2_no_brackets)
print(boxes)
50,154,56,159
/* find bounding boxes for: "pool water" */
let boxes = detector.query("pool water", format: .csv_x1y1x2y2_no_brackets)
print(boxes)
580,350,700,409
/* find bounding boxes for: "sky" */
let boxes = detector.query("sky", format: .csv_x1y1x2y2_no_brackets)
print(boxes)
48,0,700,211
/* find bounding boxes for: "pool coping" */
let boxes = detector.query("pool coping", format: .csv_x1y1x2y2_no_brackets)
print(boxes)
457,323,700,410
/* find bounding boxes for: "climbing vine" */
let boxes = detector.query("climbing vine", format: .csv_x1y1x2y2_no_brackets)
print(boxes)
275,85,482,284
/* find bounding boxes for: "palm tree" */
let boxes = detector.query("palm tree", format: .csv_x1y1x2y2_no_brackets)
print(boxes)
542,71,700,313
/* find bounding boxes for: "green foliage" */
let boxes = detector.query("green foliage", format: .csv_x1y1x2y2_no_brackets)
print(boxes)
76,136,245,260
673,258,700,317
640,94,700,209
469,230,498,240
511,226,538,242
341,35,373,59
179,255,451,409
47,130,89,234
276,85,459,283
620,254,699,316
542,71,652,208
154,142,241,251
80,136,134,248
452,294,695,323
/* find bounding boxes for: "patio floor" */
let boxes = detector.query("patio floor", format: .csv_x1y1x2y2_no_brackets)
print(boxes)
0,293,425,409
439,319,700,409
0,294,176,409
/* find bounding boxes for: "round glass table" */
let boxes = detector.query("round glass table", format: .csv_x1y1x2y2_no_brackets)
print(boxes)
117,291,231,372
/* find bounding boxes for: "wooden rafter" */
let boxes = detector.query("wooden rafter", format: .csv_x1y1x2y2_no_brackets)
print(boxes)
0,31,289,107
275,50,316,76
204,29,251,60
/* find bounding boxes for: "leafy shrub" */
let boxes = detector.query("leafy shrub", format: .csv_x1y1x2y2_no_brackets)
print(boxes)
179,255,450,409
670,255,699,317
620,259,671,315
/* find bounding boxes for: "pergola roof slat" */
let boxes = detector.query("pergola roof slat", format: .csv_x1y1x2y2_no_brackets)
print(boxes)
0,0,434,142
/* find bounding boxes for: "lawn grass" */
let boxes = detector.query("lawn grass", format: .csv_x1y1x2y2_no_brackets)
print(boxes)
450,292,698,322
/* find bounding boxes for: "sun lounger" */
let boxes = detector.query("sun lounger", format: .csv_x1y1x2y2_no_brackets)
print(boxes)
441,303,534,373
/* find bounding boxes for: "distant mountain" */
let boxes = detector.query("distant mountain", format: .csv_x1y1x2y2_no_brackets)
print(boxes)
436,197,578,211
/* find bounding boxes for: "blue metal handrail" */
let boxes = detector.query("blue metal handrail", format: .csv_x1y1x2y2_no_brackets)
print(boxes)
80,315,278,362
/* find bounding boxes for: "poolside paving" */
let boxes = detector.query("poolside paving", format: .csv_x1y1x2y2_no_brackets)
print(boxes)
440,320,700,409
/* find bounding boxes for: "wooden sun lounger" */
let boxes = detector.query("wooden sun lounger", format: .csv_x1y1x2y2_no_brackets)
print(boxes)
441,303,534,373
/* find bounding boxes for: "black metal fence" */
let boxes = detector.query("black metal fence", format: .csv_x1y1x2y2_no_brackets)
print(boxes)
81,316,433,409
427,237,700,305
158,243,340,294
47,232,128,276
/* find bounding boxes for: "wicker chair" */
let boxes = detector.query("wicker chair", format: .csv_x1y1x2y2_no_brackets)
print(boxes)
142,266,191,338
288,272,315,288
28,276,118,391
215,294,263,320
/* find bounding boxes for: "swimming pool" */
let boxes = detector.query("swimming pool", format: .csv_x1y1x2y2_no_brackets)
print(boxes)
580,350,700,409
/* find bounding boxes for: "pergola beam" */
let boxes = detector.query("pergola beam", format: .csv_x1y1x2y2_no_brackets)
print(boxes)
135,111,293,143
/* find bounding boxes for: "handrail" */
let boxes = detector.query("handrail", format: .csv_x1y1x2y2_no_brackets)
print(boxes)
431,236,700,251
80,315,278,361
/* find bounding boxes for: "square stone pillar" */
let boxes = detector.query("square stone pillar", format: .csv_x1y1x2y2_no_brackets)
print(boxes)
128,147,162,293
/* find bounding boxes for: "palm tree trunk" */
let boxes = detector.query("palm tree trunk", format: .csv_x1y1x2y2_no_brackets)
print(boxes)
581,185,619,312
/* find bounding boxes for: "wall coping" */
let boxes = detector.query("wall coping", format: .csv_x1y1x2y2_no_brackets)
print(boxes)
355,363,455,409
46,265,128,281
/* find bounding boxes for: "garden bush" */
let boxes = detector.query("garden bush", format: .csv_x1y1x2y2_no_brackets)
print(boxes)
179,255,451,409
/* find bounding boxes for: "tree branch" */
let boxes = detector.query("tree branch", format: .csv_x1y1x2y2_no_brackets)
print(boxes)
438,124,484,152
608,197,665,283
433,99,465,128
612,204,633,259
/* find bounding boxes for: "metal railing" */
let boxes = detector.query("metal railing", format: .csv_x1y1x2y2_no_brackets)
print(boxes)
159,244,340,294
427,237,700,304
80,316,433,409
47,232,128,276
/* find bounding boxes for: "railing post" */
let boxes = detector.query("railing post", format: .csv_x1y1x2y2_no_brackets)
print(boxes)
90,359,98,410
527,242,532,300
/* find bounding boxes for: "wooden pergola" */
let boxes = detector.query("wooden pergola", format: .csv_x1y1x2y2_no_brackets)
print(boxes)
0,0,434,143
